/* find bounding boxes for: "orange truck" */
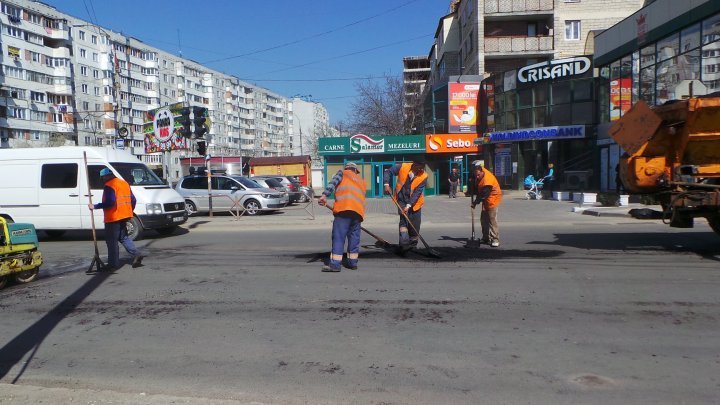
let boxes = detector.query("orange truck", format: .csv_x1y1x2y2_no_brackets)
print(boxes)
609,95,720,236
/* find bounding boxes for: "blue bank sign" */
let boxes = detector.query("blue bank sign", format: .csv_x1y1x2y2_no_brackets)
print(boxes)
487,125,585,143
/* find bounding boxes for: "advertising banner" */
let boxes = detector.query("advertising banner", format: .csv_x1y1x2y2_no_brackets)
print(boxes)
610,78,632,121
448,83,479,133
143,102,188,153
426,133,480,154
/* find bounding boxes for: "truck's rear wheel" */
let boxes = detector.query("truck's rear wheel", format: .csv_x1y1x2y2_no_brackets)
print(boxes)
708,215,720,236
14,267,39,284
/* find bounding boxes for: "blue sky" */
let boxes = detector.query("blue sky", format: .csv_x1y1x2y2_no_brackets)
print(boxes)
45,0,448,124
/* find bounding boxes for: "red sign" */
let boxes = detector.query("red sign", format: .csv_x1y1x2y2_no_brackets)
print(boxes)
448,83,479,133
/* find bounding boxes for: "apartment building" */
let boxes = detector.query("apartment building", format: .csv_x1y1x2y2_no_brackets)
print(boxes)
0,0,301,184
402,55,430,133
291,97,330,162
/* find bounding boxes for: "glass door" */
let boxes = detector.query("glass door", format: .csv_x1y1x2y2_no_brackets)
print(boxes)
372,163,394,198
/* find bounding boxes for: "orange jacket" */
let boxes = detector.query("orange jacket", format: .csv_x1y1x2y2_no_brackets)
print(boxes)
476,167,502,209
395,163,428,211
333,169,366,220
103,177,134,223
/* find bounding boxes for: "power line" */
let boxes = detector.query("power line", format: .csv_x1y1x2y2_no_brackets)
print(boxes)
246,76,386,82
202,0,422,64
248,34,429,77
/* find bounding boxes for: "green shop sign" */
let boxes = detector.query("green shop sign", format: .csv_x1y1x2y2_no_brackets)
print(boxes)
319,134,425,155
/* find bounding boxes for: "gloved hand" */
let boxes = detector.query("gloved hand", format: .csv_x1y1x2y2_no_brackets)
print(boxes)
477,185,493,200
318,195,327,206
383,184,392,195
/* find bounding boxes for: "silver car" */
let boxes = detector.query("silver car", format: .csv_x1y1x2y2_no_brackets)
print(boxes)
176,175,288,216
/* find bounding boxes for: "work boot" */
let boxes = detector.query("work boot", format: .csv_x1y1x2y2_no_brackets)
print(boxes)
132,255,145,268
322,265,341,272
490,239,500,247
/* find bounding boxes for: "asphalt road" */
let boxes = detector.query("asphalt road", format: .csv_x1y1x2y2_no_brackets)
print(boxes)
1,193,719,404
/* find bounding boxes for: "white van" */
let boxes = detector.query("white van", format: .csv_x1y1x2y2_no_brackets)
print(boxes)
0,146,187,240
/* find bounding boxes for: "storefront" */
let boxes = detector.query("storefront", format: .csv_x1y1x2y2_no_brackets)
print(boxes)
318,133,482,197
594,0,720,191
480,56,599,190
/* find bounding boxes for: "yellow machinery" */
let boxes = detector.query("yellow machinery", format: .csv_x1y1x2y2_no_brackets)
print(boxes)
0,217,43,289
609,96,720,235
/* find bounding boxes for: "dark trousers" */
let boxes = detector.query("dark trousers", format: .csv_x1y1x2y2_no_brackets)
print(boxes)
330,216,361,269
398,209,421,247
104,219,139,268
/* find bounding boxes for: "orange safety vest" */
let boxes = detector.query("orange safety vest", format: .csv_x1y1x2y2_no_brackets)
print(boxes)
103,177,134,223
395,163,428,211
476,167,502,209
333,169,366,220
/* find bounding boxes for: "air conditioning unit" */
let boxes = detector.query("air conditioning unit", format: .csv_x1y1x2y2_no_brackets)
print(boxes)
564,170,589,191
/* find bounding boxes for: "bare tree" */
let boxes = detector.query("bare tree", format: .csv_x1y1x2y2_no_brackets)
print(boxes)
348,74,406,136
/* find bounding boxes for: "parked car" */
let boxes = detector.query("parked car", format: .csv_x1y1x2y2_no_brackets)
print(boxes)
251,175,303,203
176,174,288,216
250,177,288,195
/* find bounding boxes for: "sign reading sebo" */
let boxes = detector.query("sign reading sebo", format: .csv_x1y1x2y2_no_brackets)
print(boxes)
517,56,592,84
426,133,480,154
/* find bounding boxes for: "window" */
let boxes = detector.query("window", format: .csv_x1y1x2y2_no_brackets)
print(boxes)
29,51,41,62
80,66,88,76
30,91,45,102
78,30,86,40
82,101,90,110
9,107,26,119
81,84,88,94
92,52,98,62
51,113,64,123
94,87,100,96
565,20,581,40
5,26,22,38
41,164,78,189
93,69,99,79
80,48,87,58
91,35,97,44
88,165,110,189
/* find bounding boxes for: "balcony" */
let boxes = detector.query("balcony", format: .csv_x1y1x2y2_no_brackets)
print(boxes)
484,35,554,56
484,0,553,15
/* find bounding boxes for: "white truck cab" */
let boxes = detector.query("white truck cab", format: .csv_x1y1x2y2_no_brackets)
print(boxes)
0,146,187,240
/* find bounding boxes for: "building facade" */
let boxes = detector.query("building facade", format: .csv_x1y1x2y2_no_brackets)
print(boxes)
290,97,330,164
420,0,645,189
593,0,720,191
0,0,307,185
402,55,430,133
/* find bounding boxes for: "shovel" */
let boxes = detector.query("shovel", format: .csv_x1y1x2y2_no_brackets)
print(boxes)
389,195,442,259
465,205,482,248
323,203,393,250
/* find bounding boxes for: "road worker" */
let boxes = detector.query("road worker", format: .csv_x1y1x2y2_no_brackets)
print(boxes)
383,156,428,254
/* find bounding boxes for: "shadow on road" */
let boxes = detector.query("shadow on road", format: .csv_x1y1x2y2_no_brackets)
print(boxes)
529,232,720,261
0,272,112,382
294,244,563,264
38,227,190,242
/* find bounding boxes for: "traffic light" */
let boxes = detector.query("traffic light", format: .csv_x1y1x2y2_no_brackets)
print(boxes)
196,140,206,156
177,107,191,138
192,107,208,139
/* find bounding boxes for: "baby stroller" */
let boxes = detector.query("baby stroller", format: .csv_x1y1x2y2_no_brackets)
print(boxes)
524,175,544,200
